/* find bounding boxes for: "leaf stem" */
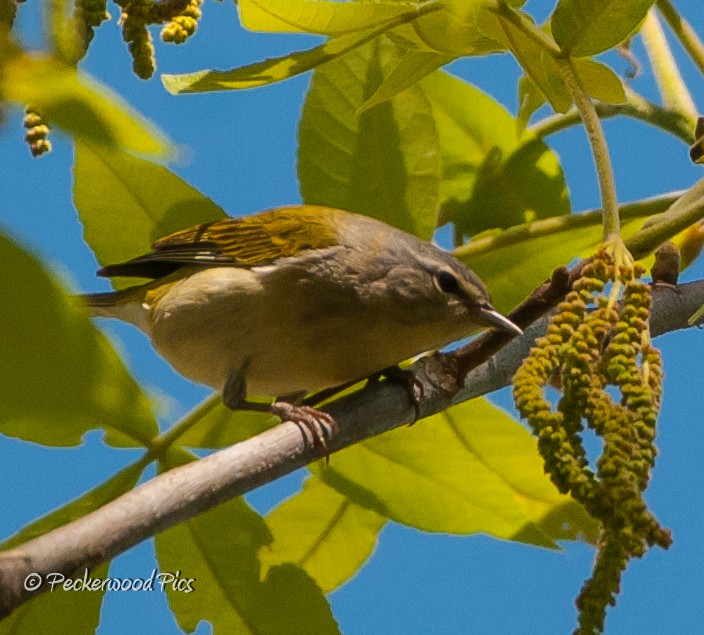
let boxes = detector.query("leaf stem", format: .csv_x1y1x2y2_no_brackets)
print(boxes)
453,192,681,260
530,88,694,144
149,393,220,457
656,0,704,77
493,0,561,56
556,57,620,240
640,8,698,125
626,181,704,257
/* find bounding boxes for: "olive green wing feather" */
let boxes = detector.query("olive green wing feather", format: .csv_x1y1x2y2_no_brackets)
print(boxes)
98,206,342,279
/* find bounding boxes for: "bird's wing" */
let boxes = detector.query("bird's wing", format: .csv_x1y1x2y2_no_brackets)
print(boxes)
98,206,343,279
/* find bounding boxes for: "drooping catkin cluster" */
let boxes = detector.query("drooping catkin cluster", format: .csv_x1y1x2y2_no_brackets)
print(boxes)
73,0,111,55
160,0,202,44
117,0,201,78
23,107,52,157
119,0,156,79
513,243,671,635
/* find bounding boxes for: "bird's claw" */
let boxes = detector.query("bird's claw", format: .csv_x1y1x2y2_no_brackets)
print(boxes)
271,402,339,462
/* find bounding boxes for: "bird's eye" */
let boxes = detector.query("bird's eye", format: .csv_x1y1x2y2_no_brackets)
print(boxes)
435,270,459,294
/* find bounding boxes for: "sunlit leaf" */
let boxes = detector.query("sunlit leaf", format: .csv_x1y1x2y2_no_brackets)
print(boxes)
551,0,654,57
573,58,626,104
359,49,453,112
0,462,144,634
4,54,171,157
163,1,444,95
240,0,425,35
174,395,279,449
298,36,441,239
419,70,569,236
0,232,157,447
499,15,626,113
73,143,226,287
155,450,339,634
163,28,383,93
311,399,598,546
262,476,386,592
406,0,509,56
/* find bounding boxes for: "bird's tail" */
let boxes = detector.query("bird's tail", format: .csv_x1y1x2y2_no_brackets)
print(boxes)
79,289,150,332
82,290,128,309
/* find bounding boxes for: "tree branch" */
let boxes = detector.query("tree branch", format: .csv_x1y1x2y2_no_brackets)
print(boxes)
1,274,703,617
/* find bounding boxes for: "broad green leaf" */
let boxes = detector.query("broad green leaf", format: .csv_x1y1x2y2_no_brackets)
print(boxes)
573,58,626,105
419,70,569,236
359,49,454,112
298,36,441,239
498,14,625,113
163,4,444,94
163,28,382,93
311,399,598,546
262,476,386,592
551,0,654,57
406,0,509,56
174,395,279,449
0,232,157,447
4,54,171,157
0,462,144,634
155,451,339,634
240,0,422,35
73,143,226,286
498,13,571,112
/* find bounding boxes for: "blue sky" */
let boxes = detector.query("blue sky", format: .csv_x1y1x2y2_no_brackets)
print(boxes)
2,1,704,633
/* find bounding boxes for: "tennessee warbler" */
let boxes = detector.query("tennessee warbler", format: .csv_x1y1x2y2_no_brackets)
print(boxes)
83,205,521,445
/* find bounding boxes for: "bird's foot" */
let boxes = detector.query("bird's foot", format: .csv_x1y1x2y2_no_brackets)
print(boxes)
271,402,339,462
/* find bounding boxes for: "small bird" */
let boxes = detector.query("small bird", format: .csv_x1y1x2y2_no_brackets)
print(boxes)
83,205,521,446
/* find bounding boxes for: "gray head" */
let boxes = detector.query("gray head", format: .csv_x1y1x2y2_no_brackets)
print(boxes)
334,213,521,336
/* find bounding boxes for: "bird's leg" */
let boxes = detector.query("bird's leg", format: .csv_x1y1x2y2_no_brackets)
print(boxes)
222,361,270,412
370,365,424,424
223,366,338,460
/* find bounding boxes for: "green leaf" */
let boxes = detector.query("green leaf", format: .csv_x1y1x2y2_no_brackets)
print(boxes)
311,399,598,546
155,451,339,634
239,0,423,35
406,0,508,56
419,70,569,236
298,36,442,239
163,0,444,95
551,0,654,57
73,143,226,286
0,462,145,634
175,397,279,449
498,13,571,113
4,54,171,157
498,15,625,112
163,28,383,93
0,232,157,447
262,476,386,592
359,49,454,112
573,58,626,105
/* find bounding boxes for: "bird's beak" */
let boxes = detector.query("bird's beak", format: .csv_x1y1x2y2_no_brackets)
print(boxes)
475,306,523,336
